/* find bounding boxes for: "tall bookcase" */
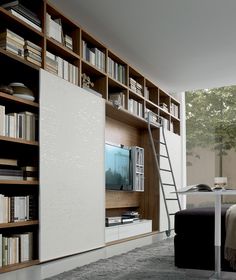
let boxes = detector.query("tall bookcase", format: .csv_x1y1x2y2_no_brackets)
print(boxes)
0,0,181,272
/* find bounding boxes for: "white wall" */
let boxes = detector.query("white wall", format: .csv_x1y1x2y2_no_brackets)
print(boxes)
39,70,105,261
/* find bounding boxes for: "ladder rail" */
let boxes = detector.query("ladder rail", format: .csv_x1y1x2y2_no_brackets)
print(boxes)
147,113,171,235
161,126,182,210
147,111,181,236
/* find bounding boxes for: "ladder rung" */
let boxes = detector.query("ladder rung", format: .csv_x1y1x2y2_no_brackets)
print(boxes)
160,168,171,172
157,154,168,158
166,198,178,201
154,140,166,145
162,183,175,186
169,213,176,216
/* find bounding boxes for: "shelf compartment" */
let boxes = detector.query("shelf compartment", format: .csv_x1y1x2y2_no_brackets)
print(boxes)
170,117,180,135
0,7,43,38
106,101,147,129
82,61,107,98
108,76,128,109
159,89,170,113
0,92,39,114
82,31,106,73
108,50,127,86
145,79,159,105
106,190,143,209
128,66,144,97
159,109,170,130
46,37,80,61
0,220,39,229
170,99,180,120
46,3,81,55
128,93,145,119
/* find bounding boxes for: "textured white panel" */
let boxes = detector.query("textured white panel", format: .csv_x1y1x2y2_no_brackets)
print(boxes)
39,70,105,261
159,129,181,232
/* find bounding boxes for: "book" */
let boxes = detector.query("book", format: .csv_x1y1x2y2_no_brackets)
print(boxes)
9,9,42,32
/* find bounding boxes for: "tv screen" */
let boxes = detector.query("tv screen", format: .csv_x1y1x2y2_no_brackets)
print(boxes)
105,143,132,191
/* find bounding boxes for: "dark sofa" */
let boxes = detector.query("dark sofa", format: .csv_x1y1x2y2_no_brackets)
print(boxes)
174,205,233,271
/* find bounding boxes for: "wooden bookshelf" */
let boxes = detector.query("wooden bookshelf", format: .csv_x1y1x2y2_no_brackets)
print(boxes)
0,0,181,272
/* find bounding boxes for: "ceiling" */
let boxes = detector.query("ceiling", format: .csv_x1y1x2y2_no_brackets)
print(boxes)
50,0,236,93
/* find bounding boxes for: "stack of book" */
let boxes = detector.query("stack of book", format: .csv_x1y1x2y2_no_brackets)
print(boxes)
45,51,58,75
129,78,137,92
0,167,23,181
24,40,42,67
65,34,73,50
0,29,24,57
121,211,140,223
1,1,41,32
108,92,125,108
0,232,33,267
0,157,22,181
129,78,143,95
22,166,38,181
82,40,105,72
144,109,160,125
160,102,169,112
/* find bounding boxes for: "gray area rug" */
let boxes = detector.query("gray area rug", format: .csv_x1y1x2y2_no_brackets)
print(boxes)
43,238,215,280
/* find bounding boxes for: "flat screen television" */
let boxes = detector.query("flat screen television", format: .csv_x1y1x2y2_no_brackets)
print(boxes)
105,142,132,191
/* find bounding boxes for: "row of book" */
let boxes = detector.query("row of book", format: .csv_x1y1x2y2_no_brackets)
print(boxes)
46,51,79,85
108,92,126,108
46,13,73,51
107,57,126,84
1,1,41,32
133,173,144,191
129,77,143,95
0,105,38,141
131,147,144,192
170,102,179,118
0,232,33,267
0,194,37,223
128,98,143,118
82,40,105,72
0,29,42,67
0,165,38,181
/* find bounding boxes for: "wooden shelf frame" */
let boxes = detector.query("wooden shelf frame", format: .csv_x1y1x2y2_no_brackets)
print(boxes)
0,0,182,272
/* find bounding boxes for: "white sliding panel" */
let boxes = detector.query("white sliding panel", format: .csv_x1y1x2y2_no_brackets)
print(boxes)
39,70,105,261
